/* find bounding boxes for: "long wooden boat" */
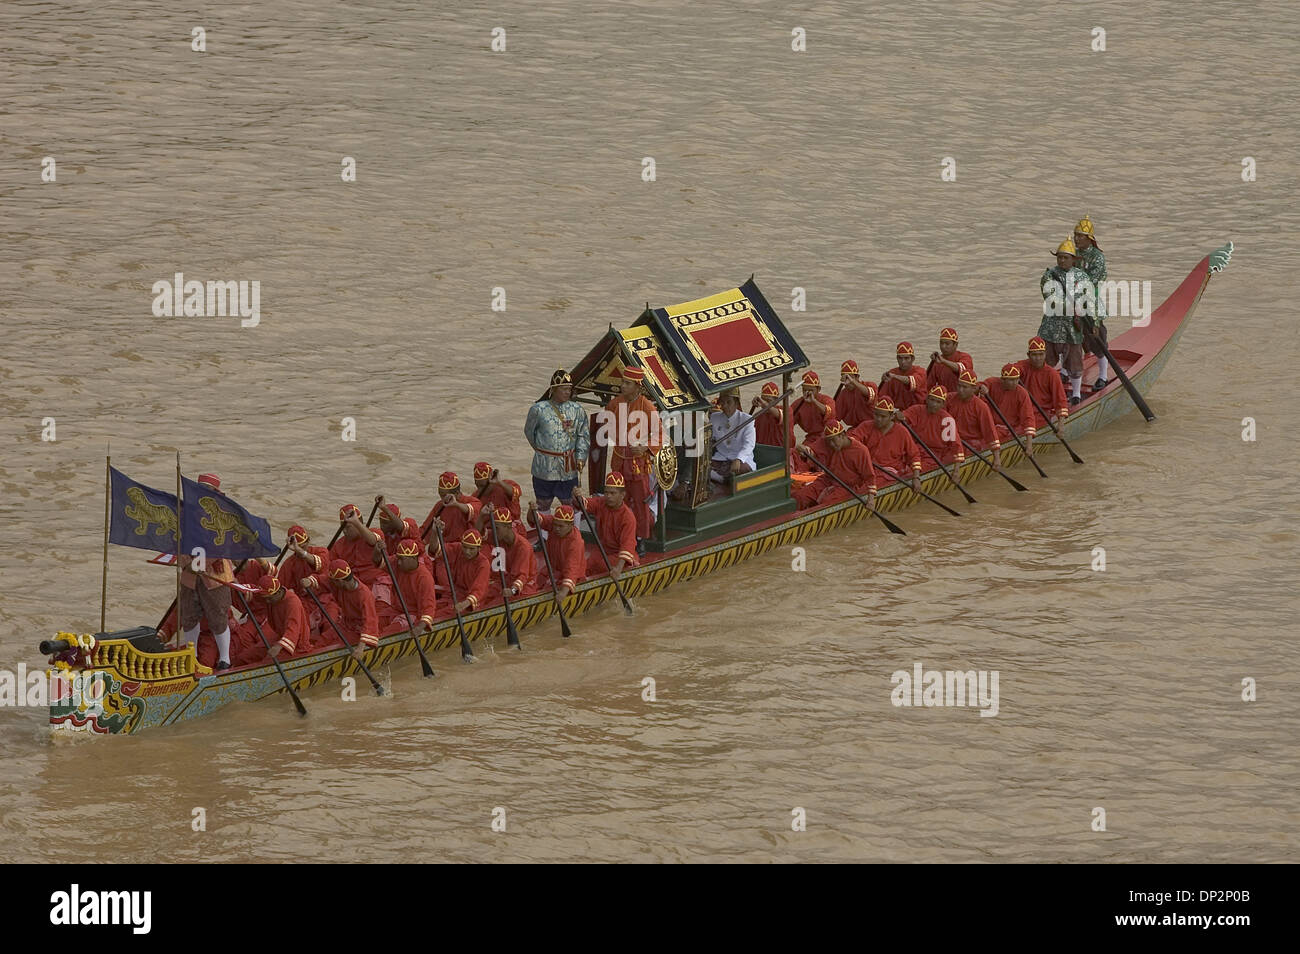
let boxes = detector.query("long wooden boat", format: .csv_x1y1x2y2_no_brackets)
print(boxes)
43,244,1232,736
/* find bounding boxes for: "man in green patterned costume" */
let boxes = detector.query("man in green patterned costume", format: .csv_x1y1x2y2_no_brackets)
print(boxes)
1073,215,1110,392
1038,237,1098,407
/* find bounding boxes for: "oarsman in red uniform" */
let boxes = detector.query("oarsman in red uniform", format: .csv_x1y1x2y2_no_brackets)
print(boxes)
1014,336,1070,431
373,506,434,575
471,462,524,534
790,370,836,445
427,528,491,615
486,507,538,600
302,559,380,659
277,524,333,639
421,472,482,549
752,381,791,448
280,525,327,592
330,504,385,587
926,327,975,396
527,502,586,596
793,419,877,510
380,538,439,636
256,575,323,660
574,472,639,579
231,558,272,629
948,369,1002,469
879,342,928,409
834,361,877,428
849,397,923,493
602,366,663,546
901,384,964,478
980,363,1037,452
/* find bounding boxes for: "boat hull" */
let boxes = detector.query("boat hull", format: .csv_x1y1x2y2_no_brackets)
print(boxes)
47,247,1229,737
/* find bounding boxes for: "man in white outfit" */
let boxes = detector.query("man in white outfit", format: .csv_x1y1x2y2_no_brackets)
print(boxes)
708,388,756,484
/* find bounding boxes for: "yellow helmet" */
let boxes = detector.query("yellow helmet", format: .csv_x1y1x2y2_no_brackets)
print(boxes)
1074,215,1095,237
1053,238,1078,257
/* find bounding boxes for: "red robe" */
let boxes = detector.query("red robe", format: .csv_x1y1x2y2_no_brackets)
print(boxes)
584,496,639,576
1014,360,1070,429
478,479,523,522
754,408,791,448
421,495,482,549
266,591,321,656
903,405,964,465
834,381,877,428
231,560,269,624
381,563,439,635
380,526,433,573
850,420,922,482
487,529,539,598
947,393,1000,452
925,351,974,395
530,513,587,595
981,377,1036,441
330,531,384,586
879,364,928,409
790,393,835,442
307,575,380,648
604,394,663,540
279,548,328,593
794,438,876,509
437,541,491,612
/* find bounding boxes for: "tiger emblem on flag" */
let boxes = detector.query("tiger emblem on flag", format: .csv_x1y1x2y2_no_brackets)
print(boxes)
198,497,259,546
124,487,178,538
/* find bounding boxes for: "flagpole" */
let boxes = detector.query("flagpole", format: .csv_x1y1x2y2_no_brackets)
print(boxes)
100,446,110,633
175,451,182,647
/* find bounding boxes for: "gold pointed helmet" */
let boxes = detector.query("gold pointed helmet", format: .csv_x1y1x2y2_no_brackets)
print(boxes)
1074,215,1096,237
1053,237,1078,257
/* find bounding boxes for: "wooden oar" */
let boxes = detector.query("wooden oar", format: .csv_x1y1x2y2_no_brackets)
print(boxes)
960,439,1028,492
896,416,978,504
427,520,477,662
1079,318,1155,422
874,463,962,517
233,590,307,717
1023,389,1085,464
302,585,386,694
530,509,573,638
572,497,634,616
798,449,906,535
486,516,522,650
378,546,437,676
980,387,1049,478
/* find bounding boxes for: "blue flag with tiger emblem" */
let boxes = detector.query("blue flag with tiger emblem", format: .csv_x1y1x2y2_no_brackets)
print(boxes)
108,467,179,553
180,476,279,559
